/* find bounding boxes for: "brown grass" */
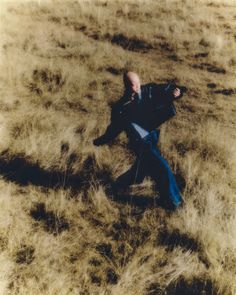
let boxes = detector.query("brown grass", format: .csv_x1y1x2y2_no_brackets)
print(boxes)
0,0,235,294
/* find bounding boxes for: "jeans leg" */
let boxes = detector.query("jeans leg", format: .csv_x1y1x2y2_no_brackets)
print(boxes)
113,150,147,193
144,135,182,209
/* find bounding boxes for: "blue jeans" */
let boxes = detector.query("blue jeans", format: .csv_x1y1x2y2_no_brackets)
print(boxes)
114,130,182,209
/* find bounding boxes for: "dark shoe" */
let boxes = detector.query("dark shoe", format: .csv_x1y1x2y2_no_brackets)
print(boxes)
156,197,181,211
93,138,102,146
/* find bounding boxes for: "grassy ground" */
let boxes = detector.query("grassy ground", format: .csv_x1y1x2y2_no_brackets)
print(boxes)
0,0,236,294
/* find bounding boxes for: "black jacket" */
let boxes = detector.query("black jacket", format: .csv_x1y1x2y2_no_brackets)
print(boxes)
94,82,186,147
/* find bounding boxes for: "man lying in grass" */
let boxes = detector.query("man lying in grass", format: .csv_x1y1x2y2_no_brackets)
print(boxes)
94,71,186,210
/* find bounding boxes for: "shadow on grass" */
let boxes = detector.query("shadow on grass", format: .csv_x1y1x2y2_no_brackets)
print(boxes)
166,277,215,295
111,193,156,208
0,152,112,192
158,229,200,251
15,245,35,264
0,150,183,212
0,152,83,189
157,229,210,268
30,202,69,235
147,277,215,295
107,189,178,212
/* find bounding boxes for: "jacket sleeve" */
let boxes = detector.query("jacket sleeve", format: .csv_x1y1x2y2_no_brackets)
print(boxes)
141,83,177,130
93,105,124,146
151,83,175,105
151,82,186,104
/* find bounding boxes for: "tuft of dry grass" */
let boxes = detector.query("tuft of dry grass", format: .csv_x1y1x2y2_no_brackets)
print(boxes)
0,0,235,294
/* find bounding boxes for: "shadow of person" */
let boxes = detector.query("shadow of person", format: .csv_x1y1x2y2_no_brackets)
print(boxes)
112,192,156,208
104,184,178,212
0,151,113,194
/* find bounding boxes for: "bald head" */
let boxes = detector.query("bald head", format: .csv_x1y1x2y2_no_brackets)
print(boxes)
123,71,141,97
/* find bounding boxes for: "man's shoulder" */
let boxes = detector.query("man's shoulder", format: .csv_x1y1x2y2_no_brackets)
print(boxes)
111,95,126,109
141,83,156,98
141,82,156,90
109,95,126,119
141,82,169,100
141,82,168,91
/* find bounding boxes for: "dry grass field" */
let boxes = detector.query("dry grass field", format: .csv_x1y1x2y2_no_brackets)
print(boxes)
0,0,236,294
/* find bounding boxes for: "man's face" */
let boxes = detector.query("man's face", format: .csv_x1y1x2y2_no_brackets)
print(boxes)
124,72,141,97
128,78,140,95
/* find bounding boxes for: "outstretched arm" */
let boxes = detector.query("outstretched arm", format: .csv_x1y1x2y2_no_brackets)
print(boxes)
165,83,187,100
93,122,123,146
151,82,187,105
93,107,124,146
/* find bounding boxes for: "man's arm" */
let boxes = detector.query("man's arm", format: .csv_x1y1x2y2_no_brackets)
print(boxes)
151,82,187,105
164,82,187,100
93,106,124,146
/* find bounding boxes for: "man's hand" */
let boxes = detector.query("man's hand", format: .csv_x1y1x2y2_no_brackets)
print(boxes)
173,88,181,98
